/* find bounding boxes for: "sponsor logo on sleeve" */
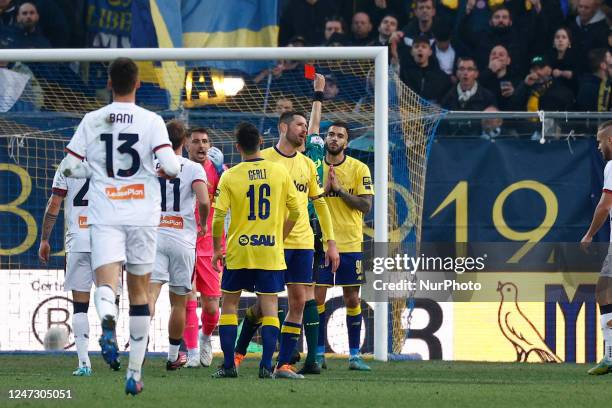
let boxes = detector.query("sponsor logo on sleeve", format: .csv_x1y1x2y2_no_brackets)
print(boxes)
362,177,372,190
78,216,88,228
105,184,145,200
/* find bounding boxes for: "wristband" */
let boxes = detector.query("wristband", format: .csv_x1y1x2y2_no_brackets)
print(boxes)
313,91,324,102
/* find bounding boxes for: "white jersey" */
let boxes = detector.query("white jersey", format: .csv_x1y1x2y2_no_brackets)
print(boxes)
158,156,207,248
51,168,90,253
605,161,612,241
65,102,172,226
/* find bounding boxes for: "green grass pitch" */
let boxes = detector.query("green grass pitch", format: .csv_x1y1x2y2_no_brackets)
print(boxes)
0,355,610,407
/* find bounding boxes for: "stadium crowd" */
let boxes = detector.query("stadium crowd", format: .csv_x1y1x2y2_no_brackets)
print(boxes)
1,0,612,113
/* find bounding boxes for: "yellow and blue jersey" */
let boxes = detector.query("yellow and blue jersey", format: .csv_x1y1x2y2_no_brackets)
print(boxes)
261,146,324,250
213,158,299,270
323,155,374,253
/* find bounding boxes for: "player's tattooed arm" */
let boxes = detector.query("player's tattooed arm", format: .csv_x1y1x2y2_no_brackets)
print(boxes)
337,191,372,214
39,193,63,263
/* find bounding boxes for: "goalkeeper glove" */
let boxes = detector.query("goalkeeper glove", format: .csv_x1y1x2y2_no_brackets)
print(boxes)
207,146,225,176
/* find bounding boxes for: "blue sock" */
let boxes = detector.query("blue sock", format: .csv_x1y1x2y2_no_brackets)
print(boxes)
317,304,326,355
219,314,238,369
260,316,280,370
346,305,362,357
277,321,301,366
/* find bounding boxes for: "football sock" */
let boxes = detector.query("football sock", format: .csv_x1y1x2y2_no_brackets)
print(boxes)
183,300,198,350
235,306,261,355
303,299,319,365
260,316,280,370
277,321,301,366
346,305,362,357
219,313,238,369
127,304,150,382
73,302,90,368
600,305,612,362
94,285,117,322
317,303,326,356
202,308,220,336
168,337,181,362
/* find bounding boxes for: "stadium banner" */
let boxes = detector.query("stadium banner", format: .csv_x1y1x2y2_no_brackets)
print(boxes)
86,0,133,48
0,136,606,361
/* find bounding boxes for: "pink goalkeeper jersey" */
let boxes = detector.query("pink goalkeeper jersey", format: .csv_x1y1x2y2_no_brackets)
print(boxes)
196,159,226,256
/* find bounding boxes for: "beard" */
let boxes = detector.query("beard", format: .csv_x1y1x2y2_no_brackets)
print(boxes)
326,144,344,156
492,25,511,36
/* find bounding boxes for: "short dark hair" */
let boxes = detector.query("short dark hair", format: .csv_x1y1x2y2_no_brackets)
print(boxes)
235,122,260,154
456,56,478,72
598,120,612,134
328,120,351,140
279,111,307,127
588,48,608,74
108,57,138,96
490,5,511,18
189,127,210,138
166,120,186,150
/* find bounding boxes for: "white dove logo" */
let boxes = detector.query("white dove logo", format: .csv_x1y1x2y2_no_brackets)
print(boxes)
497,281,562,363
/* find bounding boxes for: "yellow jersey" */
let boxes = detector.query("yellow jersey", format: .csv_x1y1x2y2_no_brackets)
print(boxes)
323,155,374,252
261,146,324,249
213,158,299,270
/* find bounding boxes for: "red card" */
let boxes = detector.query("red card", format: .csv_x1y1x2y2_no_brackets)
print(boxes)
304,64,315,80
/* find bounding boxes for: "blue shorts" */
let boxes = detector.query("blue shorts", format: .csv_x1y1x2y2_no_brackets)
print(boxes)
315,252,363,287
284,249,314,285
221,268,285,295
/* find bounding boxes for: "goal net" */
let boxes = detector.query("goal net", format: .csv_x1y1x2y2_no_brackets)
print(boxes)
0,48,443,360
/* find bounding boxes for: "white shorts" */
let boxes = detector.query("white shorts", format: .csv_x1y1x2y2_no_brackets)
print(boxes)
152,234,195,295
65,252,94,292
90,224,157,272
601,251,612,278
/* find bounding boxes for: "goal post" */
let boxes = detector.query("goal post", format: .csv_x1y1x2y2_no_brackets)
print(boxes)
0,46,440,361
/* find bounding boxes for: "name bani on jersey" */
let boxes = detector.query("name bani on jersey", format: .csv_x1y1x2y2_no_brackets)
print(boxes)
106,113,133,124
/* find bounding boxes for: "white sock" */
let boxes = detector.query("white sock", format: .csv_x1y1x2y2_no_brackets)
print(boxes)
94,285,117,322
602,312,612,362
168,343,180,362
187,348,198,359
73,313,90,368
127,315,150,381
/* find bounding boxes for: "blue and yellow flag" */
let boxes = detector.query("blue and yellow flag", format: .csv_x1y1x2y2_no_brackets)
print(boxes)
181,0,278,74
131,0,185,109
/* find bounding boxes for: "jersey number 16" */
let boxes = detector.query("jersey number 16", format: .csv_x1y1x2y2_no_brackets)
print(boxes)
247,183,270,220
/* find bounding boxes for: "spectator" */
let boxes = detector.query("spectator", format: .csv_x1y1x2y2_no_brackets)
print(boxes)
325,31,350,46
323,15,345,43
8,2,51,48
278,0,337,46
323,73,340,100
400,0,437,47
545,27,580,94
432,22,459,77
441,56,497,111
275,97,294,114
350,11,374,45
355,0,408,28
576,48,611,111
458,5,525,74
480,45,520,111
400,36,451,104
372,13,398,46
511,55,575,111
570,0,609,57
0,0,16,26
480,106,503,139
